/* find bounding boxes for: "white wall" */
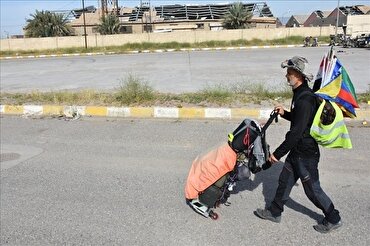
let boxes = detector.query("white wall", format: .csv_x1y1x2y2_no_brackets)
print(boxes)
0,26,336,51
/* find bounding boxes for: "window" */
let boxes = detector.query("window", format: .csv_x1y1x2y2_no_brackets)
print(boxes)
196,23,204,29
120,26,133,33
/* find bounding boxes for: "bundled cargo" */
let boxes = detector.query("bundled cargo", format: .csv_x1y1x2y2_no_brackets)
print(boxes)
185,111,278,220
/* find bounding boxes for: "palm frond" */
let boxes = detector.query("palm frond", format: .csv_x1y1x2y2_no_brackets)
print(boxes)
24,10,72,37
223,2,253,29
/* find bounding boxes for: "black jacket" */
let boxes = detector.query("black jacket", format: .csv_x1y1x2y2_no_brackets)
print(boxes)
273,83,320,160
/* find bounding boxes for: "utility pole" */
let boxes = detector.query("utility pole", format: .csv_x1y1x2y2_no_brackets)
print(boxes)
82,0,88,49
149,0,152,32
140,0,144,33
335,0,340,39
141,1,151,33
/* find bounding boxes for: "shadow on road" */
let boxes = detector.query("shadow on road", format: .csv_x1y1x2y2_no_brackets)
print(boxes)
232,162,323,223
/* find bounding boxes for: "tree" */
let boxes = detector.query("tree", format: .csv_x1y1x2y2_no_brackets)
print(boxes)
97,14,121,35
223,2,253,29
24,10,72,37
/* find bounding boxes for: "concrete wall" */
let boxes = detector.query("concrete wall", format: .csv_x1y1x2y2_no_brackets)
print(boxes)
346,15,370,37
0,26,337,51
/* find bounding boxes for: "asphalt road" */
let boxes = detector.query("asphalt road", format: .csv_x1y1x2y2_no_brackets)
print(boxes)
1,115,369,245
1,47,369,93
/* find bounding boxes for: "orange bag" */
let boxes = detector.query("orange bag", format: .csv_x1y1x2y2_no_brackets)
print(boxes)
185,143,237,199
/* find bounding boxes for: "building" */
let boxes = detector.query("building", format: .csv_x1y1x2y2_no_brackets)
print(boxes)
70,2,277,35
304,10,331,27
285,15,310,27
289,5,370,28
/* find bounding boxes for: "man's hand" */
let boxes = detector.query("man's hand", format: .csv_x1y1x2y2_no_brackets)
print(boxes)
274,106,285,116
268,154,279,164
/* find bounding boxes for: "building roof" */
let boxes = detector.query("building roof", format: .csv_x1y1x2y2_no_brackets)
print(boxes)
339,5,370,15
71,10,101,26
292,15,310,24
129,2,274,21
315,10,331,18
355,5,370,14
71,2,276,26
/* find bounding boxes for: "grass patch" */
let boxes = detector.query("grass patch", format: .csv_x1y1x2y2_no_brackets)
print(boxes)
0,74,294,107
0,90,114,106
357,85,370,103
115,74,155,105
5,75,366,107
0,36,330,57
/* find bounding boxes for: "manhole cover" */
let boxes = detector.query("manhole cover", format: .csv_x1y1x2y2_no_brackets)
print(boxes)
0,153,21,162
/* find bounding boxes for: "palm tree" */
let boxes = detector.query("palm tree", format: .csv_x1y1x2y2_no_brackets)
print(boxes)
223,2,253,29
97,14,121,35
24,10,72,37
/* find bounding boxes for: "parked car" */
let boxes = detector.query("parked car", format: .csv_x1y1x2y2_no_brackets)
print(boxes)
353,33,370,48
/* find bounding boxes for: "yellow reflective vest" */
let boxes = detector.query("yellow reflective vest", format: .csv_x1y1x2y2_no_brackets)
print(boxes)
310,100,352,149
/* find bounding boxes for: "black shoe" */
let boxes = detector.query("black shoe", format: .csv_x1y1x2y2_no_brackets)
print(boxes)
313,218,342,233
254,208,281,223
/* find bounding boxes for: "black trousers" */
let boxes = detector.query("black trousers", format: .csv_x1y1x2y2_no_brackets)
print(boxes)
269,154,341,224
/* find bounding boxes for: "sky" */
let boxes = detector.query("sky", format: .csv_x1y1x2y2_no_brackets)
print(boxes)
1,0,369,38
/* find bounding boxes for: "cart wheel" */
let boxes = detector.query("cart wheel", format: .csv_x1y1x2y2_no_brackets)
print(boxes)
209,211,219,220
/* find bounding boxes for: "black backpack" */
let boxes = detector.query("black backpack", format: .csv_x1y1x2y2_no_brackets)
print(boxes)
297,91,336,126
228,111,278,173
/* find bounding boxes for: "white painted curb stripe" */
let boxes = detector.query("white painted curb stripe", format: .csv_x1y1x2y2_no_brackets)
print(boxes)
24,105,43,115
107,107,130,117
259,109,272,119
205,108,231,118
1,105,368,120
64,106,85,117
154,107,179,118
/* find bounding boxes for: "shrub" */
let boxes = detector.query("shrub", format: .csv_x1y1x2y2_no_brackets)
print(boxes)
115,74,155,105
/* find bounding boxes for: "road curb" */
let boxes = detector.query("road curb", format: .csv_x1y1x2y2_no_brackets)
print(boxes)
1,104,369,120
0,44,328,60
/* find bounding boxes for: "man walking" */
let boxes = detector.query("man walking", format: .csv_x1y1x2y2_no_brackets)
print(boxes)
254,56,342,233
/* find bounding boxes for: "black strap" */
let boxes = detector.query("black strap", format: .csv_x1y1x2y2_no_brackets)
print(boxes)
294,90,319,138
261,110,279,135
